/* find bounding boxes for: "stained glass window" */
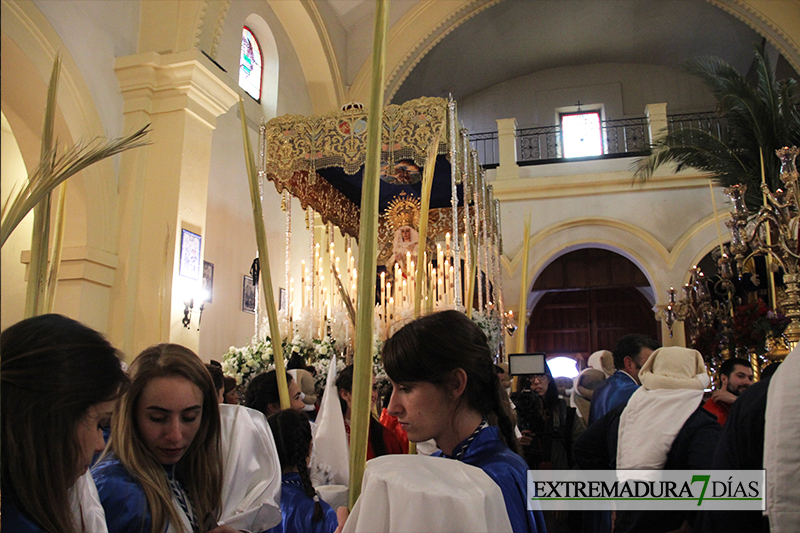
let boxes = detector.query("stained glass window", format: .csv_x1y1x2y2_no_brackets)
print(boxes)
561,111,602,158
239,26,262,101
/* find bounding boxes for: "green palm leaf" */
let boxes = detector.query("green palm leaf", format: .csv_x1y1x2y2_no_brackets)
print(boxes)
1,125,150,247
634,43,800,211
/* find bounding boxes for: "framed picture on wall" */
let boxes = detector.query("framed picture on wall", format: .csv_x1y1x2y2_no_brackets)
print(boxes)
278,287,287,311
242,275,256,314
202,261,214,303
179,229,202,280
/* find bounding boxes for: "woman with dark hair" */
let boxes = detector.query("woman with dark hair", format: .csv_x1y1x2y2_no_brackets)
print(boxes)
519,361,575,470
223,375,241,405
1,314,129,533
267,409,338,533
93,344,240,533
383,310,546,533
244,369,305,417
335,365,405,459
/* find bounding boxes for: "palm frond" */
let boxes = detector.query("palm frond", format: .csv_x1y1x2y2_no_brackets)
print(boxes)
635,44,800,212
43,182,68,313
0,125,150,246
25,55,61,317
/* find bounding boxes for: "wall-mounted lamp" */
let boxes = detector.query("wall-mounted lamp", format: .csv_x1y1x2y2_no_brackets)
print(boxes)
180,279,209,330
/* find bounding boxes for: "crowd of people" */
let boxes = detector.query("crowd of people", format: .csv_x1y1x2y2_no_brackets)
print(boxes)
1,310,797,532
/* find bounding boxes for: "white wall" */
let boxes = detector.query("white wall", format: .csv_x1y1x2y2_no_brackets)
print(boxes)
1,112,31,329
199,0,315,361
457,62,717,132
31,0,139,140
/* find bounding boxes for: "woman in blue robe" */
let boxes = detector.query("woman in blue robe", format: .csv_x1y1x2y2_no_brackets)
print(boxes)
266,409,338,533
382,310,547,533
92,343,241,533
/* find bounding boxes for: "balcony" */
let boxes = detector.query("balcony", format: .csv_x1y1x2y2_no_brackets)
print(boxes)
469,110,723,169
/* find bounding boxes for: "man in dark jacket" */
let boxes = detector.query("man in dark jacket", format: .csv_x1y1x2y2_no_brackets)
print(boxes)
574,346,721,533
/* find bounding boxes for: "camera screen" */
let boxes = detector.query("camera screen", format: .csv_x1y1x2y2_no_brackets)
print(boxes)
508,352,546,375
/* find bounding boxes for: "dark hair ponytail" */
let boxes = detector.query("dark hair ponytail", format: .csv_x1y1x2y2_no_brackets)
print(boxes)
382,310,519,454
268,409,323,522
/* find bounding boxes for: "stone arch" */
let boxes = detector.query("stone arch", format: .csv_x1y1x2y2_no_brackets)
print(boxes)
266,0,343,113
1,0,119,331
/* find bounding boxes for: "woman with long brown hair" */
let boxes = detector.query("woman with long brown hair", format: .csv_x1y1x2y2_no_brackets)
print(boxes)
1,314,129,532
93,343,239,533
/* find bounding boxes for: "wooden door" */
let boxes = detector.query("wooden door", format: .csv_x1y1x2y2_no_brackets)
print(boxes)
524,249,660,359
527,287,659,358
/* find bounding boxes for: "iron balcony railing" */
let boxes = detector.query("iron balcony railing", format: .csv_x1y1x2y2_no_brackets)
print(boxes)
469,131,500,169
667,111,727,143
469,111,723,168
516,117,650,165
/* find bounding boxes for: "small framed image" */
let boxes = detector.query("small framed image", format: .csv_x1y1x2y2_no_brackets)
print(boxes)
278,287,287,311
242,275,256,314
202,261,214,303
179,229,202,280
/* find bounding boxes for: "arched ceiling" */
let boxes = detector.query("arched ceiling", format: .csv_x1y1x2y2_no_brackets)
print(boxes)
390,0,767,103
319,0,796,105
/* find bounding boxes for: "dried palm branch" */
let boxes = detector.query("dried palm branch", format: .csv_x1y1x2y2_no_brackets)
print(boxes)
1,124,151,247
43,182,67,313
25,53,60,316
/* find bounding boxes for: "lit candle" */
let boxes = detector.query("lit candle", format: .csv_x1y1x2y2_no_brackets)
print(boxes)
409,260,415,307
301,260,306,308
381,271,386,320
446,232,451,259
448,264,454,306
431,268,439,307
289,277,294,318
386,282,392,320
406,251,412,276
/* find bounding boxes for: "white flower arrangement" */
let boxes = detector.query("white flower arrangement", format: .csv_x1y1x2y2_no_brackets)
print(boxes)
471,308,503,358
221,337,274,390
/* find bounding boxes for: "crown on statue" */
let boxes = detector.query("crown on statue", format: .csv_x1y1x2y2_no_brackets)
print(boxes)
385,191,421,233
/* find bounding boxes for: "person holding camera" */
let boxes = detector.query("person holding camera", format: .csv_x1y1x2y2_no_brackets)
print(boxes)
513,362,575,471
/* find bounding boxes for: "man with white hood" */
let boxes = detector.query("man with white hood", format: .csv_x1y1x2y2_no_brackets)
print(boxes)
574,346,721,533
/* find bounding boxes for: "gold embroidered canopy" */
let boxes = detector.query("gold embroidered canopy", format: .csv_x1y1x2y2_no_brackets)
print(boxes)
260,97,453,238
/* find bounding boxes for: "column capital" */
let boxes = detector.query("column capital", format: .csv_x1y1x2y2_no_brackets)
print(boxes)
115,49,239,128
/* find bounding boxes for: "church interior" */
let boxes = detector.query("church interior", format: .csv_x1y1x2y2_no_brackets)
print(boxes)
3,0,800,373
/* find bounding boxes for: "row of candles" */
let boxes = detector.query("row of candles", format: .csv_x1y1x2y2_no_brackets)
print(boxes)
286,228,467,339
378,235,460,322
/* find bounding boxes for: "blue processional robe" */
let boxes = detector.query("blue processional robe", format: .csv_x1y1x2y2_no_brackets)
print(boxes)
1,486,48,532
92,457,154,533
434,425,547,533
266,472,338,533
589,370,639,424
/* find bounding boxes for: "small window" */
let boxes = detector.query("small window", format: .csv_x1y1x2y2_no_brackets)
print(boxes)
561,111,602,158
239,26,262,101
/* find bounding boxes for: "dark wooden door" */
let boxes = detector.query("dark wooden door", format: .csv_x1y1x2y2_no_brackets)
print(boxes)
527,287,660,358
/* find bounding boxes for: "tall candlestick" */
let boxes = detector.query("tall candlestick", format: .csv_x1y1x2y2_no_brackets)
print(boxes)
446,232,451,258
